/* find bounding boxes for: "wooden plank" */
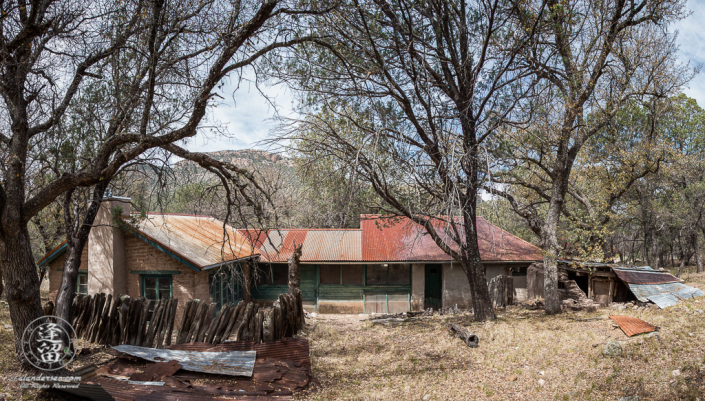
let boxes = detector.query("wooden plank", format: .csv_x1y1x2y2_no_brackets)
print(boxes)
196,303,216,343
176,300,196,344
118,295,131,345
222,301,244,341
163,298,178,347
136,299,152,347
143,299,163,347
128,298,145,345
262,308,273,343
204,305,225,344
154,299,170,348
186,301,208,343
95,293,112,345
235,302,253,341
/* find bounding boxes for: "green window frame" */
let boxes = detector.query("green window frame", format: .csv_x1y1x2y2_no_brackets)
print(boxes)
209,267,243,312
319,265,364,286
365,264,411,285
77,272,88,295
141,275,173,300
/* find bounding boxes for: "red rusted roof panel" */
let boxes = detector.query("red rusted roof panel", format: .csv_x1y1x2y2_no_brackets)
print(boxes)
612,268,679,284
610,315,658,337
360,215,542,262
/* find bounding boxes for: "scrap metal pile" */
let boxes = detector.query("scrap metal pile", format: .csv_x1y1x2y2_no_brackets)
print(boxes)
57,337,312,401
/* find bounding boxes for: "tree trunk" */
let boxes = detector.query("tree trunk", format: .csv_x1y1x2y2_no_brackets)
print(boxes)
460,208,494,321
541,207,562,315
288,243,303,295
0,228,45,369
694,235,703,274
55,183,108,331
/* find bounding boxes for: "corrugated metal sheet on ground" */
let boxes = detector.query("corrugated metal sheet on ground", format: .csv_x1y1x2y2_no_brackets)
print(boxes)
168,337,311,370
610,315,658,337
113,345,256,377
627,281,705,308
87,376,285,401
133,214,259,269
612,267,679,284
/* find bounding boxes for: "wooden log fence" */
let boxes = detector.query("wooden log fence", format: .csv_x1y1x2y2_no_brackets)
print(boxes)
66,290,304,348
488,274,514,308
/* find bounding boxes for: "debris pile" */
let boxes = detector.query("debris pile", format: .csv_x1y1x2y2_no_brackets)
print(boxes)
56,337,312,400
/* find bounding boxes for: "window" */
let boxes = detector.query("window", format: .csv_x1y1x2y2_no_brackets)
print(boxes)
77,272,88,295
320,265,364,285
256,264,288,285
142,275,172,300
366,264,410,285
209,267,243,311
320,266,340,284
342,265,364,285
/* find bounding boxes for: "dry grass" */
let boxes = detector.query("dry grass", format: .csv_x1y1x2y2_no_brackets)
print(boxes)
300,273,705,400
2,275,705,400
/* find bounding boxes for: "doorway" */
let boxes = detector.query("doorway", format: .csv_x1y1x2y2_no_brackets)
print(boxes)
424,264,442,310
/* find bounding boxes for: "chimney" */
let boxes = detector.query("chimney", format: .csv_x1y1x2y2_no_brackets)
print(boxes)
87,194,131,295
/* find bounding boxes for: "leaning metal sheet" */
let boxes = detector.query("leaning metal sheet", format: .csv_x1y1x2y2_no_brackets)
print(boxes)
627,281,704,308
647,292,681,309
113,345,256,377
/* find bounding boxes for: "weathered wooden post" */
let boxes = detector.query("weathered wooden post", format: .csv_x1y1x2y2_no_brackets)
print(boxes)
288,243,304,331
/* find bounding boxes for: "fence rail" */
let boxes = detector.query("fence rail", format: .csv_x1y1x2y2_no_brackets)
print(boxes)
47,290,304,348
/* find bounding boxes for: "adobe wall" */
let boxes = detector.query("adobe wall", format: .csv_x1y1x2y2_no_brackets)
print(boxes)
442,263,511,309
411,263,424,311
123,235,209,323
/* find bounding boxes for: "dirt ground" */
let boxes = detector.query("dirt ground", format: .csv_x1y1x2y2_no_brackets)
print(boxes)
2,273,705,400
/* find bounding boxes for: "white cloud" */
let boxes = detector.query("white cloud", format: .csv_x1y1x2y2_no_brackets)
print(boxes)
185,69,296,153
673,0,705,105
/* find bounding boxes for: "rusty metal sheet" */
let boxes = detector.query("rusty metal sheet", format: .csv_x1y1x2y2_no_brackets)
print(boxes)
610,315,658,337
360,215,542,262
113,345,256,377
612,267,679,284
168,337,311,370
132,214,259,269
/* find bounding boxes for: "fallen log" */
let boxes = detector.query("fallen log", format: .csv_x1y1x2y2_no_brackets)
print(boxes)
448,324,479,347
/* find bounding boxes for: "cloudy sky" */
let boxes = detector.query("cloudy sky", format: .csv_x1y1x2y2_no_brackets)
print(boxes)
186,1,705,153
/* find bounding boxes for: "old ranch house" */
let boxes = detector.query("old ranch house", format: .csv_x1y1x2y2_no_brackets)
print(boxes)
41,198,542,321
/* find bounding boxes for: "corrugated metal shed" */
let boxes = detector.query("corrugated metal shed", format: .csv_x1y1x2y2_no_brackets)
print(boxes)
359,215,542,262
132,214,259,269
113,345,256,377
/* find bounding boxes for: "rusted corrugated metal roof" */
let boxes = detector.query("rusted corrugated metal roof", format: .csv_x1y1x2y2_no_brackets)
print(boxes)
610,315,658,337
240,216,540,263
612,267,679,284
112,345,256,377
132,214,259,270
239,229,362,263
359,215,542,262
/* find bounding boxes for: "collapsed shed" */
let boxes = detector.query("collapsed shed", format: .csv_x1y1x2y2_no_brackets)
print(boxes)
528,261,704,308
